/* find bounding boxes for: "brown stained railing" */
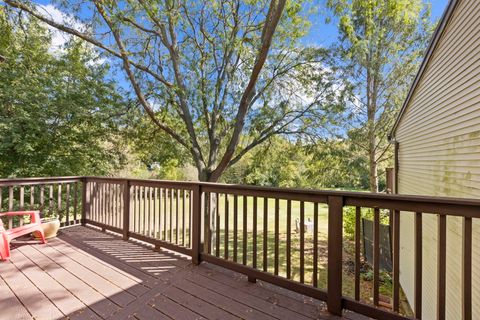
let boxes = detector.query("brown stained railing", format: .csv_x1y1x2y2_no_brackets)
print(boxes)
2,176,479,320
0,177,83,228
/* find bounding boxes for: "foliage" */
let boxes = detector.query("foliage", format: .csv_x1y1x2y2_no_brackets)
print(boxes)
343,206,390,240
0,10,128,177
222,137,308,187
222,135,381,191
3,0,343,182
326,0,433,191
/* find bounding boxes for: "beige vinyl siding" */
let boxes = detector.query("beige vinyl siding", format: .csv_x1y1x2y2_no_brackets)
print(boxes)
395,0,480,319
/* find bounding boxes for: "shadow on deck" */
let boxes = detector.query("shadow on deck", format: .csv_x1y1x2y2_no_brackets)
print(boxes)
0,226,368,320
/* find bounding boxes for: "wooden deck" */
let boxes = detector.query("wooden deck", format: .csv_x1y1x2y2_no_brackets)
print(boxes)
0,226,368,320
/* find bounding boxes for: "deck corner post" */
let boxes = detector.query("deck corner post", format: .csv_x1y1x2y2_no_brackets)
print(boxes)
123,179,131,240
192,184,202,265
81,177,88,226
327,195,344,316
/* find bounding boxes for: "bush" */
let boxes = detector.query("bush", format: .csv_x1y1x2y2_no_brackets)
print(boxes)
343,206,390,241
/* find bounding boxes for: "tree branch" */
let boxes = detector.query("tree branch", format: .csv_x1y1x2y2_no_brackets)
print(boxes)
210,0,287,181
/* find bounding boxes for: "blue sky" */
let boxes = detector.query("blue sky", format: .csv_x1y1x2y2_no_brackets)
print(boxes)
33,0,449,47
302,0,449,46
28,0,449,93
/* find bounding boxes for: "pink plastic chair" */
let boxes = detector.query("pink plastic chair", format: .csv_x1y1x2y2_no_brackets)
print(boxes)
0,211,46,261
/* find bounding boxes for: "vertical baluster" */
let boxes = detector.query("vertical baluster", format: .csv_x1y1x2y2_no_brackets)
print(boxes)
117,184,120,228
463,216,472,320
274,198,279,275
287,199,291,279
96,182,102,222
8,186,14,229
183,190,186,246
242,195,247,266
373,208,380,306
189,189,193,248
19,186,24,226
153,187,157,239
393,210,400,312
251,196,258,282
98,183,102,224
103,184,107,226
414,212,422,319
30,185,35,210
74,183,78,224
355,206,361,300
300,201,305,283
66,184,70,226
313,202,319,287
157,188,161,239
116,184,119,227
49,185,54,218
123,181,130,239
97,183,101,224
106,183,110,225
104,183,108,226
132,186,136,232
437,214,446,320
103,183,107,225
233,195,238,262
96,183,100,223
149,187,153,236
176,189,179,244
164,188,167,241
112,184,116,227
225,194,229,260
206,192,212,254
170,189,174,242
143,186,147,235
252,197,258,267
110,184,114,226
91,183,95,222
138,186,142,233
40,185,45,217
263,197,268,272
215,193,220,257
121,183,125,229
160,188,164,240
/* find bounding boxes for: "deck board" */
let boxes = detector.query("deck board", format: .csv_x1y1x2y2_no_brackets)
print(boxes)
0,276,32,320
0,226,367,320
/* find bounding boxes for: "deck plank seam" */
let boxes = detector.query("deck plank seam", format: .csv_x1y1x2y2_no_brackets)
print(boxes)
28,243,125,310
12,247,91,318
0,268,35,319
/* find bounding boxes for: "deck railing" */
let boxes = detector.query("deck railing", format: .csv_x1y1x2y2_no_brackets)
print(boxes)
2,176,479,320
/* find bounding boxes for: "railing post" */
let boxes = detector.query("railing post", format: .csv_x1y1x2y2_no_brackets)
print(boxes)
327,195,344,315
81,177,88,226
191,184,202,265
123,179,131,240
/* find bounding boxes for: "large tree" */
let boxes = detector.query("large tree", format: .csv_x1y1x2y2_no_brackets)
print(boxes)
4,0,336,182
326,0,432,191
0,9,128,177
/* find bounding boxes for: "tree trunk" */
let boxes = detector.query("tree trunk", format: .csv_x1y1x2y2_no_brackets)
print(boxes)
197,168,219,254
369,150,378,192
366,61,379,193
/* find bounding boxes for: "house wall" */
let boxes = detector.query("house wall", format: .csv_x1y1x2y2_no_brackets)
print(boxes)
395,0,480,318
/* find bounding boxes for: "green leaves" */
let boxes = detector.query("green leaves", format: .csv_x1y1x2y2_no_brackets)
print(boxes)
325,0,432,191
0,12,128,177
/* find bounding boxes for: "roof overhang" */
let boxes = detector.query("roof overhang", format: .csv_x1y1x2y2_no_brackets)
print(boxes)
388,0,460,141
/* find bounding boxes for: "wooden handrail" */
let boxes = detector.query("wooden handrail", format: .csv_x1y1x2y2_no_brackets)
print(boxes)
2,176,479,320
